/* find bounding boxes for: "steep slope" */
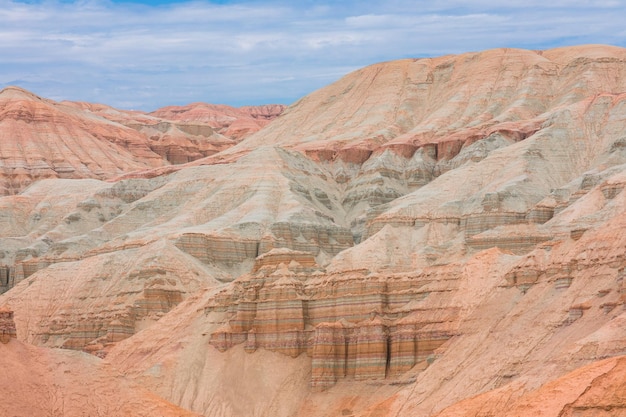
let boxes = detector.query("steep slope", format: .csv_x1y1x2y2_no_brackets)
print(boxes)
231,45,626,152
0,146,354,350
220,44,626,241
432,355,626,417
1,45,626,417
0,307,199,417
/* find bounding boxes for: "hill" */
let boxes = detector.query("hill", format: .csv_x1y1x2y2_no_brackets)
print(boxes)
1,44,626,416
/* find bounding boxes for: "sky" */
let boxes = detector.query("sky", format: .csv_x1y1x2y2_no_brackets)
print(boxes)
1,0,625,110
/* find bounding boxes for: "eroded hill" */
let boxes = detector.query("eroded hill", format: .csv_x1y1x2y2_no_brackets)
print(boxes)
1,45,626,417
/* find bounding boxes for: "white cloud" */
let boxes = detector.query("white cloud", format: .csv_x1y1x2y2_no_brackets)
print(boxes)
0,0,624,109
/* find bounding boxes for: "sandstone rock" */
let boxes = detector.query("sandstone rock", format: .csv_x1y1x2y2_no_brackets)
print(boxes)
0,305,16,343
0,338,201,417
205,266,461,389
0,240,220,354
252,248,320,273
0,91,284,195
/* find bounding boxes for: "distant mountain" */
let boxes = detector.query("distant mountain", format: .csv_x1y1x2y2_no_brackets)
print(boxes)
0,87,285,194
0,86,164,194
149,102,286,140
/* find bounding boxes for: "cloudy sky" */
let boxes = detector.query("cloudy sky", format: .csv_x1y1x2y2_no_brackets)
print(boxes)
1,0,625,110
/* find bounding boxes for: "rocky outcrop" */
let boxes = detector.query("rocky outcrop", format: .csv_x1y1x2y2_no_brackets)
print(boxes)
174,224,353,277
175,233,260,273
260,222,354,257
309,318,450,390
50,273,186,355
0,87,166,195
132,121,233,164
0,266,13,293
0,306,16,344
252,248,319,273
206,263,458,390
0,240,218,356
63,100,285,165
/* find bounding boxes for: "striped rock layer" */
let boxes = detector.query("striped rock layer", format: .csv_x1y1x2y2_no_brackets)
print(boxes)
0,306,16,344
207,266,458,389
0,87,284,195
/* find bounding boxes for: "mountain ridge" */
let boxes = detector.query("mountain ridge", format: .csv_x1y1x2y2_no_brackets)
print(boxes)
0,86,285,194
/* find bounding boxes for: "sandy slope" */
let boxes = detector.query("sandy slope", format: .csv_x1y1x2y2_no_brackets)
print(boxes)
0,338,200,417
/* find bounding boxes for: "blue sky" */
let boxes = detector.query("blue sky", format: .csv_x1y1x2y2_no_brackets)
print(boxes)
1,0,625,110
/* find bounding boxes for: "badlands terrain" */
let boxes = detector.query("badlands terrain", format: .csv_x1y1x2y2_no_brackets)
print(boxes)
1,44,626,416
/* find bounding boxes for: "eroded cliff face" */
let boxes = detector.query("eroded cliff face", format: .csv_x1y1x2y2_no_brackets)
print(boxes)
2,45,626,417
0,306,17,344
206,260,458,390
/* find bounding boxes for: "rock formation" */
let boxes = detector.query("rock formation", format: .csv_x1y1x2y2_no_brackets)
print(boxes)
206,265,457,390
149,102,286,140
0,305,16,343
0,86,165,195
1,45,626,416
0,89,285,196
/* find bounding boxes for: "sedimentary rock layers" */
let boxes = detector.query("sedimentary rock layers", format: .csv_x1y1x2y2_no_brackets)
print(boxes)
65,100,285,165
0,87,166,195
149,103,285,141
0,306,16,344
174,223,354,277
260,222,354,257
0,266,13,293
0,87,286,196
176,233,260,270
206,267,458,389
0,241,218,355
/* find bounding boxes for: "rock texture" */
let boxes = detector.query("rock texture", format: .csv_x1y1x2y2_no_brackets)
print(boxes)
65,100,285,164
0,338,201,417
206,265,457,390
433,355,626,417
0,305,16,343
0,87,165,194
0,303,199,416
2,45,626,417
